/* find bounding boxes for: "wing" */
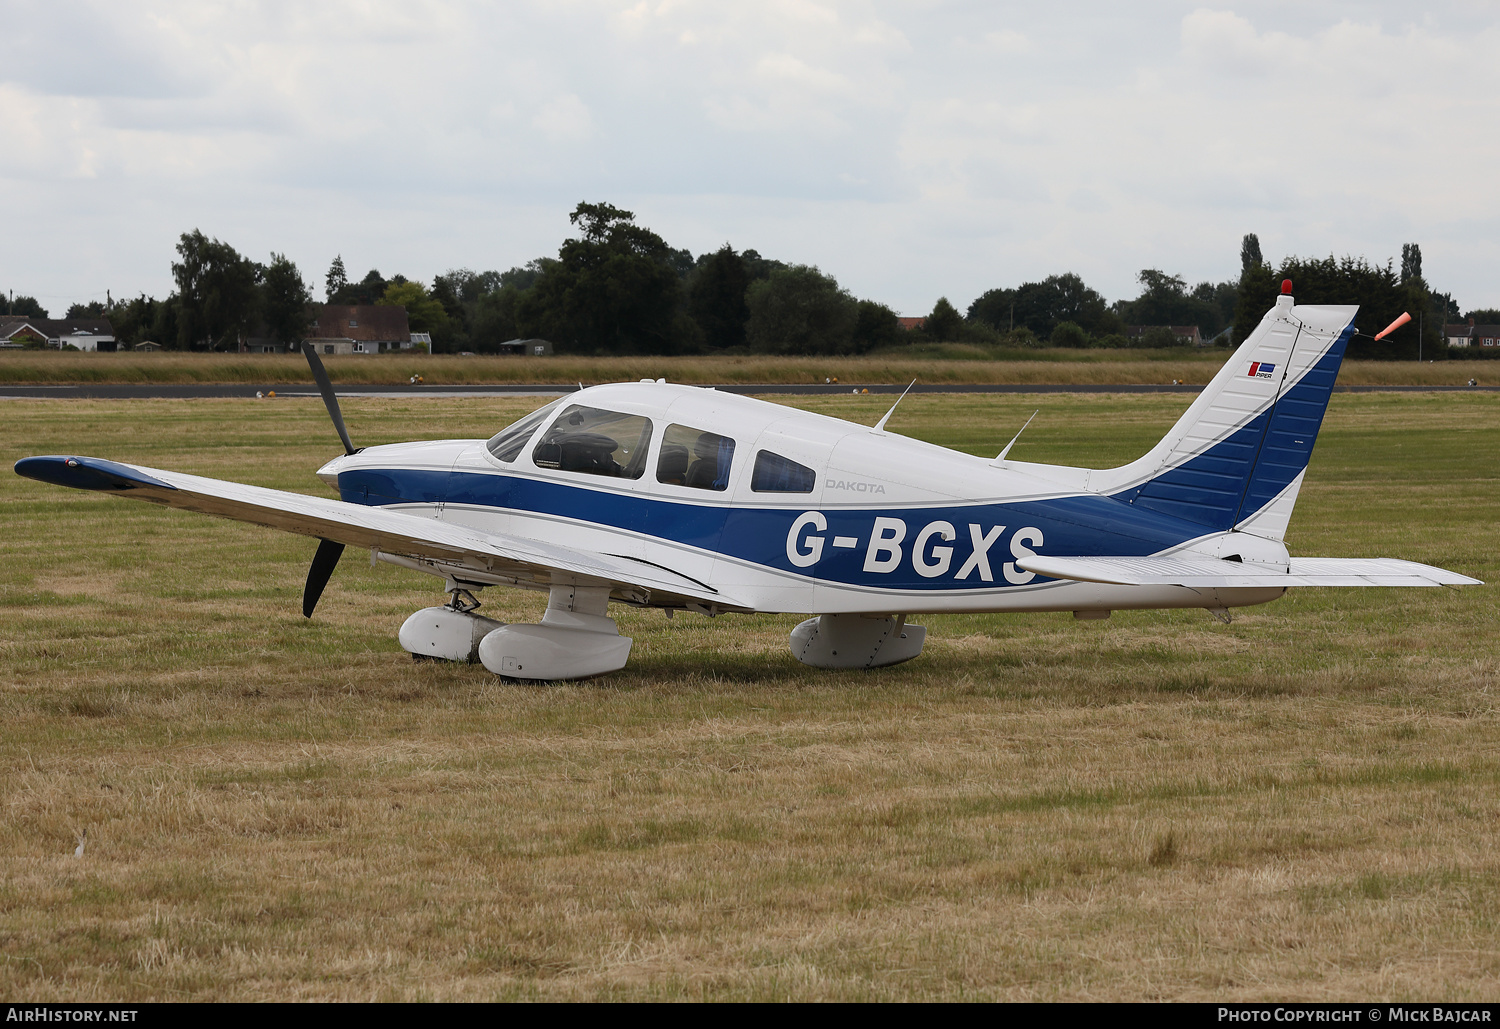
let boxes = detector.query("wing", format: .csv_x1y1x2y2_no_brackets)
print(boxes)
1018,554,1481,588
15,455,752,612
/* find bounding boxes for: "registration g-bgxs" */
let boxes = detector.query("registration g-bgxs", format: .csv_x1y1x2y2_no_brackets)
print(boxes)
16,284,1480,681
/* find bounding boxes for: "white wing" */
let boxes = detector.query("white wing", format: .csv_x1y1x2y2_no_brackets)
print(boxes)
1018,554,1481,588
16,455,751,612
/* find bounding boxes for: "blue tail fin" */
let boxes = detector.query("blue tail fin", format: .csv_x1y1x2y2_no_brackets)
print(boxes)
1098,293,1357,539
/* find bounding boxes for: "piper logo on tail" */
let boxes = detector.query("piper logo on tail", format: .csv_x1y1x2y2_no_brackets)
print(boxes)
1248,361,1276,378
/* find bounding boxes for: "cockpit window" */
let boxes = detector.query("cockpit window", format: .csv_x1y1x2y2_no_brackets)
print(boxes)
751,450,816,493
486,400,563,463
657,424,735,491
532,405,653,479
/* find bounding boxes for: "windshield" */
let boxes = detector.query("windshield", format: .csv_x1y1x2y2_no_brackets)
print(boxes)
486,399,564,462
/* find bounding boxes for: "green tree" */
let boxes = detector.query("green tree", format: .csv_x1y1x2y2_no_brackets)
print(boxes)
1050,321,1090,348
3,293,47,319
1240,233,1263,276
325,255,347,302
923,297,963,342
1235,254,1430,359
329,268,388,306
65,301,107,318
379,280,451,338
501,260,550,291
263,253,314,345
469,287,523,350
1193,280,1239,335
171,230,263,350
1400,243,1422,283
151,297,181,348
1116,268,1228,335
852,299,902,350
1136,326,1184,348
1234,262,1280,344
745,265,858,355
687,244,751,349
102,294,163,348
516,202,687,354
967,273,1114,338
741,249,787,283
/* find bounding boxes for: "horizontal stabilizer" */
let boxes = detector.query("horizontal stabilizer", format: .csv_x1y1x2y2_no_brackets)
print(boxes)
1018,554,1481,589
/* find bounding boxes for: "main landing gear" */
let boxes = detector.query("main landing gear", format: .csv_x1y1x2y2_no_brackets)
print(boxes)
400,588,928,678
788,613,926,669
398,584,633,681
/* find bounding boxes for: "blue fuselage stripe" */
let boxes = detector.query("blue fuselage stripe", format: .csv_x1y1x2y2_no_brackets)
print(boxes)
339,468,1215,591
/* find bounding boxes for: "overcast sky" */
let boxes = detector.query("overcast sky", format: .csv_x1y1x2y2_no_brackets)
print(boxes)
3,1,1497,318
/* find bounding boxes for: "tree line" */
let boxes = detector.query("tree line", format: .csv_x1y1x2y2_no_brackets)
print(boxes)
7,208,1492,361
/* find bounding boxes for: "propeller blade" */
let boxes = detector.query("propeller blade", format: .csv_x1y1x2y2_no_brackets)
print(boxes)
299,342,357,456
1374,311,1412,341
302,538,345,618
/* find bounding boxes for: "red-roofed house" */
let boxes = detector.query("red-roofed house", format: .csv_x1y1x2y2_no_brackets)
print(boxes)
305,305,416,354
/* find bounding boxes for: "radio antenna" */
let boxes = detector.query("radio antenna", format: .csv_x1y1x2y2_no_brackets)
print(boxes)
872,380,917,433
994,409,1039,463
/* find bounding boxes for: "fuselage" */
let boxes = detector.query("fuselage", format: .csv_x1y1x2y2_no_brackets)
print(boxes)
317,382,1285,616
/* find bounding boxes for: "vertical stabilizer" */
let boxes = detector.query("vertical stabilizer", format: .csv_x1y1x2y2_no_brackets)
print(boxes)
1090,291,1357,538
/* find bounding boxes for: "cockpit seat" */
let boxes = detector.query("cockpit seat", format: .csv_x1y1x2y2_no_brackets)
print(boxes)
685,433,726,490
557,433,622,476
658,443,689,485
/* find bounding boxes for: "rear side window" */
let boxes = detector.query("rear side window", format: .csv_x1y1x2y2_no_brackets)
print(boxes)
486,400,562,462
751,451,816,493
532,405,653,479
657,424,736,491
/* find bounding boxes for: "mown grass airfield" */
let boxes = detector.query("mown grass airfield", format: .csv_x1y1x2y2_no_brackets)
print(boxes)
2,389,1496,1000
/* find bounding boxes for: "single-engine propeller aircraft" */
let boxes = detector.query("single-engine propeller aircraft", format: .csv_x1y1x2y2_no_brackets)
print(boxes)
15,283,1480,680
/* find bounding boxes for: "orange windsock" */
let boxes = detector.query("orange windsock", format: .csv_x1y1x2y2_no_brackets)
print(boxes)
1374,311,1412,340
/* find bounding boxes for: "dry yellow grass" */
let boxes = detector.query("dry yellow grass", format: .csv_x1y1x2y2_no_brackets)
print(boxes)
0,392,1496,1000
2,349,1494,387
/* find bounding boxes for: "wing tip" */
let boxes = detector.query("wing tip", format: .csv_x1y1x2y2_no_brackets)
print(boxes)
15,455,178,493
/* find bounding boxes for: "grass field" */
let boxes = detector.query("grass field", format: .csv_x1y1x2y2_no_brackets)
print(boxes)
1,348,1496,388
1,391,1497,1001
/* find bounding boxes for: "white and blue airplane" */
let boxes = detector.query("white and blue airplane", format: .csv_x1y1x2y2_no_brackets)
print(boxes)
15,285,1480,680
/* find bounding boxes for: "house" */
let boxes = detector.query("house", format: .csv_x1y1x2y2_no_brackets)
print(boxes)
1445,319,1500,348
134,341,163,352
498,338,554,356
1127,325,1204,346
303,339,361,356
0,318,117,351
307,305,415,354
896,317,925,332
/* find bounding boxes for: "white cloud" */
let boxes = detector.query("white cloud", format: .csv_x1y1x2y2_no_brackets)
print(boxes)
2,1,1500,315
980,29,1031,54
533,94,595,143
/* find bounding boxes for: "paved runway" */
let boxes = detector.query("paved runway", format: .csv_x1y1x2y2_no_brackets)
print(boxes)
1,382,1495,400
